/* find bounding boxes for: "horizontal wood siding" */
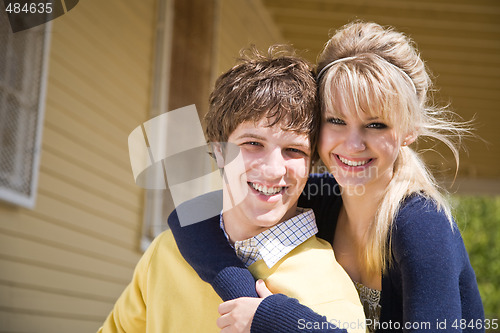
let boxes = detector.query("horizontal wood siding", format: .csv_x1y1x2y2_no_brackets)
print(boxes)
214,0,284,76
0,0,157,331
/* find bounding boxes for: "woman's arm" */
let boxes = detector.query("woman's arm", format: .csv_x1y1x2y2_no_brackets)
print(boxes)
390,196,484,331
251,294,349,333
167,207,258,300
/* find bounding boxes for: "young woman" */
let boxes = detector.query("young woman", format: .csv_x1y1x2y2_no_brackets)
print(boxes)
168,21,484,332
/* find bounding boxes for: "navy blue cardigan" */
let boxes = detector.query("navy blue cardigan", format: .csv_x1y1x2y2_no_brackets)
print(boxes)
167,174,484,332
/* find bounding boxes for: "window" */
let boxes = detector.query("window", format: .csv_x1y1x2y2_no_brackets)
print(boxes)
0,13,51,208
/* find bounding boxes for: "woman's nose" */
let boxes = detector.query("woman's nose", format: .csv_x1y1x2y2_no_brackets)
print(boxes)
345,129,366,153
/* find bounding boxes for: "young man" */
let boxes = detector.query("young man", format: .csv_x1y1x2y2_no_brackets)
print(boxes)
98,46,365,333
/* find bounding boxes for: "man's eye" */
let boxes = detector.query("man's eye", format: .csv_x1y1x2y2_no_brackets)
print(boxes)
243,141,262,146
367,122,388,129
286,148,309,159
327,117,345,125
286,148,308,156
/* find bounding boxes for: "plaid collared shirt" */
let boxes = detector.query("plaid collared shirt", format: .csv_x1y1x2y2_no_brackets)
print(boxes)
220,208,318,268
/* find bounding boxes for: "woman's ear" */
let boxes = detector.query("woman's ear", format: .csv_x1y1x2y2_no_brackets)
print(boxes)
212,143,225,168
402,132,417,146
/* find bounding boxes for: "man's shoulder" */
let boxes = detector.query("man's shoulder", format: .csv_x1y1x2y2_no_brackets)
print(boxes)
137,232,223,332
300,235,333,250
145,230,202,280
144,229,178,261
167,190,223,229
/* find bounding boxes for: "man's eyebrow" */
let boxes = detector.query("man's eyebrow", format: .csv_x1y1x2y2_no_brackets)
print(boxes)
235,133,311,150
287,142,311,150
235,133,267,141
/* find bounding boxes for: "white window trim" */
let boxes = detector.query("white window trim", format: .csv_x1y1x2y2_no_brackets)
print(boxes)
0,22,52,209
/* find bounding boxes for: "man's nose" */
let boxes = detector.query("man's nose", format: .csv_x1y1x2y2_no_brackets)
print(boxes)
261,148,287,179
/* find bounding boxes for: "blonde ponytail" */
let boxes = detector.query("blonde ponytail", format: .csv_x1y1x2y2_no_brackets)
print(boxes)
366,147,454,274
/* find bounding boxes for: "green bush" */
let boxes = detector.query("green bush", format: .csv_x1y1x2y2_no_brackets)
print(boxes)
452,196,500,324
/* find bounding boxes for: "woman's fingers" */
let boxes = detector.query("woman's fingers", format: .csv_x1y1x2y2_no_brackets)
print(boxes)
218,299,236,315
216,297,263,333
255,279,273,298
217,312,231,329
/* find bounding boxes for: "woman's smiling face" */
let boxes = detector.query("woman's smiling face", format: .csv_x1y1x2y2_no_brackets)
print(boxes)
318,103,404,193
317,60,418,194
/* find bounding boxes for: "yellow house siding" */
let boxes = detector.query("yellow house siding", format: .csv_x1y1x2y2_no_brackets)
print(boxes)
0,0,157,331
215,0,285,76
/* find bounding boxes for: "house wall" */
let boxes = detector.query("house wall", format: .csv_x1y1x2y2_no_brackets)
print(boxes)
214,0,284,76
0,0,156,331
0,0,284,331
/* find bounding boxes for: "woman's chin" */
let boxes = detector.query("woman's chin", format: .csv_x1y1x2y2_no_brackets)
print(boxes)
336,179,370,195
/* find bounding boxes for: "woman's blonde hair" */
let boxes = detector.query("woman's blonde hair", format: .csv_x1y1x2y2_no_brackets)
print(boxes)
317,21,472,275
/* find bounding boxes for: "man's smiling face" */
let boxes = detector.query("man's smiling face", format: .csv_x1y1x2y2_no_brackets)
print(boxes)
217,118,311,242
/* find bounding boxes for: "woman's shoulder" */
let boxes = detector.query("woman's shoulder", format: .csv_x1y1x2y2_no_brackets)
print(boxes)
391,194,462,261
395,194,454,230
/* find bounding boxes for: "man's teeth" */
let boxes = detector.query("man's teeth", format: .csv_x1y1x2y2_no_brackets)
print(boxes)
338,156,370,167
251,183,283,196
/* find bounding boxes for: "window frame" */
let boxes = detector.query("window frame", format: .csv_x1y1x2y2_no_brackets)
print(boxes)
0,22,52,209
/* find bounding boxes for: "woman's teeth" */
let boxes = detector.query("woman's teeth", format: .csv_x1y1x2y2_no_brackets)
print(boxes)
338,155,370,167
251,183,284,196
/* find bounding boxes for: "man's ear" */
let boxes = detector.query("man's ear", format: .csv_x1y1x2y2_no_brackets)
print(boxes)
212,143,225,168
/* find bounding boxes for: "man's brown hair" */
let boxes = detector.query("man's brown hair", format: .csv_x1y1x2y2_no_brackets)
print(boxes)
205,45,319,158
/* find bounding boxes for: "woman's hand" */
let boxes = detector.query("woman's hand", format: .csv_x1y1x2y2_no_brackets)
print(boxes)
217,279,273,333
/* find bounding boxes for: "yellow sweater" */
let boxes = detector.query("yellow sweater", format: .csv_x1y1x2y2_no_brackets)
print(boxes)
98,231,365,333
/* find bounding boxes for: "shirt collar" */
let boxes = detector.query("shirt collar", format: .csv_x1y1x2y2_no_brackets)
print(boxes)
220,208,317,268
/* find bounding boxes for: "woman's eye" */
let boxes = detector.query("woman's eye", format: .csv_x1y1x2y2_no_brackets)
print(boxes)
327,117,345,125
367,122,388,129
